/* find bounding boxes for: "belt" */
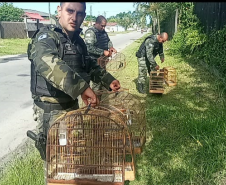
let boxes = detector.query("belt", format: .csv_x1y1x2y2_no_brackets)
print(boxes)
34,100,77,113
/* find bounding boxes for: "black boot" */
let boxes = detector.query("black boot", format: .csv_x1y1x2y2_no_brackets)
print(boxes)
137,83,145,94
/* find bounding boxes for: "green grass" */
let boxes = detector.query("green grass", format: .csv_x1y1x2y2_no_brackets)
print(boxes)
0,38,31,56
1,33,226,185
0,142,45,185
0,30,131,55
120,38,226,185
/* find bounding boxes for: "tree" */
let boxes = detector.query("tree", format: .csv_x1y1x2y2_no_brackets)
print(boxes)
0,3,24,22
134,2,160,33
116,12,134,31
131,10,144,29
85,15,96,22
134,2,179,33
109,11,135,31
107,16,117,23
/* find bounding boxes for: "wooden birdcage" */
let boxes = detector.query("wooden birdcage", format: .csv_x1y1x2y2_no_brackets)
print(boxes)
46,105,135,185
97,52,126,72
106,52,126,71
95,89,146,154
163,66,177,86
93,104,136,181
149,69,165,94
97,56,109,69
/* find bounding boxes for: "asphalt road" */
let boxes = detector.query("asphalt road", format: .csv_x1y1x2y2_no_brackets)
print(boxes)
0,30,146,162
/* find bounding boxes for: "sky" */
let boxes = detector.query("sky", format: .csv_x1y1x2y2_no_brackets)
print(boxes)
13,2,137,18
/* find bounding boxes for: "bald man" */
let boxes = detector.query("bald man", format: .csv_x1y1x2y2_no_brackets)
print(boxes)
136,32,168,94
84,15,117,97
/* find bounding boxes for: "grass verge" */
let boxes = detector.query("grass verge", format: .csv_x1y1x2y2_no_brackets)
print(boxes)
0,141,45,185
0,38,31,56
0,30,133,56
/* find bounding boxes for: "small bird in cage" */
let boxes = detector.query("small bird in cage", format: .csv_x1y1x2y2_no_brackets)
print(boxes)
106,52,126,71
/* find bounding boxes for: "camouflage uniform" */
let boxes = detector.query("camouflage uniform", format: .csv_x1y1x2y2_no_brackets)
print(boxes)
136,34,164,93
28,21,116,135
32,96,79,134
84,26,113,92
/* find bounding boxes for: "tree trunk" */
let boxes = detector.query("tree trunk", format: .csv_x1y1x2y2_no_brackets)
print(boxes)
157,9,160,33
175,9,178,34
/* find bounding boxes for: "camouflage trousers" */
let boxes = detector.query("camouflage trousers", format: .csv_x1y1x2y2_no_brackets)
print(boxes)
137,57,156,84
32,100,79,134
137,57,149,85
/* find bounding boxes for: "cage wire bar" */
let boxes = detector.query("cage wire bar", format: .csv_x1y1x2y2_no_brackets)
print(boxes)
92,52,126,90
149,69,165,94
92,104,136,181
149,67,177,94
163,66,177,86
97,52,126,72
46,105,135,185
95,89,146,154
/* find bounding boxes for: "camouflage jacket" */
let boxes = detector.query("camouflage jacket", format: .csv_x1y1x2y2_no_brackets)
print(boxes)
143,35,164,68
84,26,113,57
28,21,116,102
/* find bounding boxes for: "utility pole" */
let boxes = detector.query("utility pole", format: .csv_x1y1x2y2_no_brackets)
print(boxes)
48,2,52,24
90,5,92,26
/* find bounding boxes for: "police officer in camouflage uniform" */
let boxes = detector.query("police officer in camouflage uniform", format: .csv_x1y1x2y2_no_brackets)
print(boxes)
136,32,168,94
27,2,120,160
84,15,117,93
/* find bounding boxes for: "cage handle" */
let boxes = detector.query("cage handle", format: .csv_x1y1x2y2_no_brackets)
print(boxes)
84,102,91,114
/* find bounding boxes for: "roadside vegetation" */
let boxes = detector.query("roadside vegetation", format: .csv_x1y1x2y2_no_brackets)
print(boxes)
0,143,44,185
1,30,226,184
0,30,133,56
0,38,30,56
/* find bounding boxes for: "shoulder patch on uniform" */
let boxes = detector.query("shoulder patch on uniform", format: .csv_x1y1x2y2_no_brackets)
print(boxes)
86,33,90,37
38,33,47,41
149,43,154,47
